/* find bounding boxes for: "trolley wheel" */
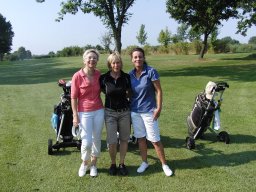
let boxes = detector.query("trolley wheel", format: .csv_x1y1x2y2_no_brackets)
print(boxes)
217,131,230,144
48,139,53,155
131,135,138,145
186,137,195,150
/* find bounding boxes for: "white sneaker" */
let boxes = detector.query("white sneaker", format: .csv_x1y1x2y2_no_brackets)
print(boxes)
162,164,173,176
137,162,149,173
78,163,88,177
90,165,98,177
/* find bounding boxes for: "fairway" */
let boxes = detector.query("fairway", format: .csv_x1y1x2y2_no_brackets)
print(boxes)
0,53,256,191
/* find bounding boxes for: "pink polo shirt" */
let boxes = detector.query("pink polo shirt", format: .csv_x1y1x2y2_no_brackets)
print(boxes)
71,69,103,112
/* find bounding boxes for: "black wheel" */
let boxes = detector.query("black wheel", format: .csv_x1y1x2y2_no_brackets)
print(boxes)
48,139,53,155
131,136,137,145
186,137,195,150
218,131,230,144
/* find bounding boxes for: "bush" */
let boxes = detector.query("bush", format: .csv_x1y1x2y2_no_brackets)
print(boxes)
230,44,256,53
157,45,170,54
122,45,139,55
171,42,190,55
190,40,202,55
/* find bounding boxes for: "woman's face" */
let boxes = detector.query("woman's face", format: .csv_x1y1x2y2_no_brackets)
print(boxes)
110,59,122,73
131,51,144,68
84,52,98,69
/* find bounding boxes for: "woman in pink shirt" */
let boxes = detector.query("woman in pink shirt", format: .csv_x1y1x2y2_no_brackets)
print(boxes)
71,49,104,177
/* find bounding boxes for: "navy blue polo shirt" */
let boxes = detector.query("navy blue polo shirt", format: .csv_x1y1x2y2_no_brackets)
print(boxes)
129,63,159,113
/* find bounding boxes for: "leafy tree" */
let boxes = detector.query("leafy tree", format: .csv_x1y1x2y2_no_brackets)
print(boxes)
17,47,28,60
26,50,32,59
136,24,147,46
237,0,256,36
212,36,240,53
58,46,84,57
221,36,240,45
248,36,256,44
100,31,113,53
157,27,171,48
95,44,104,51
172,24,189,43
48,51,56,57
36,0,136,53
187,26,202,42
166,0,239,58
0,14,14,61
16,47,32,60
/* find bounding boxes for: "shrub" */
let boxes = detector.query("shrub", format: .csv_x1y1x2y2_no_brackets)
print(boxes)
171,42,190,55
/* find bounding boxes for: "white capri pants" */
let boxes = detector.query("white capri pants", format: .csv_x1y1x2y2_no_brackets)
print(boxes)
79,109,104,161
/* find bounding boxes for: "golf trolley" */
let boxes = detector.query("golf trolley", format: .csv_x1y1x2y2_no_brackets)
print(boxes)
186,81,230,150
48,79,81,155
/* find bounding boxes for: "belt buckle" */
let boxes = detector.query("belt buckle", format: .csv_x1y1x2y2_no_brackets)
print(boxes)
117,108,123,112
116,108,127,112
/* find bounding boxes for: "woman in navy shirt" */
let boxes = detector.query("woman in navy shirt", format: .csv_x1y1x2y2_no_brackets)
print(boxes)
129,47,173,176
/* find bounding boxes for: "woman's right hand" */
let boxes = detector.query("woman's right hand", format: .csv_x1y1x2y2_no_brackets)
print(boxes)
73,114,79,127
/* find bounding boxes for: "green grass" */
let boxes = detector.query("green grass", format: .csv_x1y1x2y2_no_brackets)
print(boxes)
0,53,256,191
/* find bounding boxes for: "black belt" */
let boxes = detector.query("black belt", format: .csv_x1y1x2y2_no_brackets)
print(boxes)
106,108,129,112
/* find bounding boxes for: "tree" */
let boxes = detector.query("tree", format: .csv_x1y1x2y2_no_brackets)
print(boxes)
248,36,256,44
212,36,240,53
17,47,27,60
237,0,256,36
166,0,239,58
100,31,113,53
36,0,136,53
0,14,14,61
136,24,147,46
157,27,171,48
172,24,189,43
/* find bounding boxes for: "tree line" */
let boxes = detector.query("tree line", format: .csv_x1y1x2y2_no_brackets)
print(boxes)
1,0,256,61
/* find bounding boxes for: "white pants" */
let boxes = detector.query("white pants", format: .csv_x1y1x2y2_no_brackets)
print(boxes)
79,109,104,161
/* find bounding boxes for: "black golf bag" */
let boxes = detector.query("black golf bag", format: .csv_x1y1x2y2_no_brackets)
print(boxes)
48,79,81,155
186,81,230,149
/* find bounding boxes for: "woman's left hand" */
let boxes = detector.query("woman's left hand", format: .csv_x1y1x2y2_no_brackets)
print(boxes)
153,108,161,121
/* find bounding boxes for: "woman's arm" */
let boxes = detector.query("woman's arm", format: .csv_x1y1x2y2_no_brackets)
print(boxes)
152,79,162,120
71,98,79,126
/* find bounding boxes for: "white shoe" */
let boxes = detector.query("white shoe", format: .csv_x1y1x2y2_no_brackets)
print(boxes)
162,164,173,176
90,165,98,177
137,162,149,173
78,163,88,177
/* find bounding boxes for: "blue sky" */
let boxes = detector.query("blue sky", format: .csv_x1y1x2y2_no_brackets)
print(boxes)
1,0,255,55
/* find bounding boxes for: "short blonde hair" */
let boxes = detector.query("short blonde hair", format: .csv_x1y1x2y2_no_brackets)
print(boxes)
106,51,123,70
83,49,100,62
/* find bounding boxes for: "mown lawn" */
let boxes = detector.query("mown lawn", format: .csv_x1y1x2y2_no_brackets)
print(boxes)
0,52,255,191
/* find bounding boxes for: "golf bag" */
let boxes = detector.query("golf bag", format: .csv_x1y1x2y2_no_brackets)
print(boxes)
48,79,81,155
186,81,230,149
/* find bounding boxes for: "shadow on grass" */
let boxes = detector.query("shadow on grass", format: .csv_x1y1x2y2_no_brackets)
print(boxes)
159,63,256,82
161,132,256,149
49,147,81,156
221,53,256,60
1,54,256,85
0,58,79,85
172,150,256,170
161,132,256,170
